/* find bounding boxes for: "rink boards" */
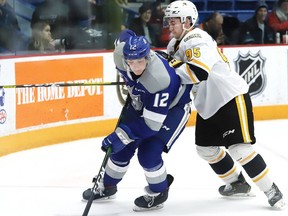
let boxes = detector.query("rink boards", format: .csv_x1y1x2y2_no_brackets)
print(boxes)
0,45,288,156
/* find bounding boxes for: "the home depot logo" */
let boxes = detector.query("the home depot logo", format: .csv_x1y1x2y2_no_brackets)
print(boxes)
234,51,266,97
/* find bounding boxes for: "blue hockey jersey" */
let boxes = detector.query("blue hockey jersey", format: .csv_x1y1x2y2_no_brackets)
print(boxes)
113,42,191,139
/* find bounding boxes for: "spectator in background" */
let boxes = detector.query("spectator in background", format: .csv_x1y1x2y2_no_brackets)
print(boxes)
198,12,228,45
64,0,96,28
239,1,275,44
268,0,288,39
0,0,26,52
88,0,125,49
150,0,171,47
115,0,127,5
28,21,65,53
31,0,70,40
128,2,160,47
31,0,127,51
222,15,241,45
63,0,97,50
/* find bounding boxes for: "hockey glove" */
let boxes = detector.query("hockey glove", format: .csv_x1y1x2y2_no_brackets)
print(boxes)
155,50,184,69
102,124,137,154
155,50,173,61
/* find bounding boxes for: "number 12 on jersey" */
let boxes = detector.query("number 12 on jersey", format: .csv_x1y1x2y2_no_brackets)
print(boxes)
153,93,169,107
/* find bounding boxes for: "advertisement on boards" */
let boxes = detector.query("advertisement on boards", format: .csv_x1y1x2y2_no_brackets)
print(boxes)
1,46,288,139
0,59,16,135
14,56,104,129
223,46,288,106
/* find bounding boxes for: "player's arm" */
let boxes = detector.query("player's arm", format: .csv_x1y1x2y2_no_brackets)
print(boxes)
155,50,184,69
101,89,171,154
131,91,171,136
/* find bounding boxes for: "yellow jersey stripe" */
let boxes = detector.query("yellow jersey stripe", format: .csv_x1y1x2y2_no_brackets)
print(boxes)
191,58,211,73
235,95,252,143
209,148,225,164
239,151,257,165
253,168,269,183
219,165,237,179
186,64,198,83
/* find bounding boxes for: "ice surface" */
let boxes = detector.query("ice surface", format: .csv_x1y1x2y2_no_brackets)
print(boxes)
0,119,287,216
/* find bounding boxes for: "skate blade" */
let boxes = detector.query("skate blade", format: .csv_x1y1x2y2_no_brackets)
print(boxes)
81,195,116,203
272,199,288,210
222,191,256,198
133,204,164,212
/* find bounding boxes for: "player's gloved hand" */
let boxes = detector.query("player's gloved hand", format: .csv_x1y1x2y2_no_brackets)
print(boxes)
101,124,137,154
155,50,173,61
155,50,184,69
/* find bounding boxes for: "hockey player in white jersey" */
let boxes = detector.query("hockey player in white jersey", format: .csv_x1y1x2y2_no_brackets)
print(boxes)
82,31,192,211
162,0,286,210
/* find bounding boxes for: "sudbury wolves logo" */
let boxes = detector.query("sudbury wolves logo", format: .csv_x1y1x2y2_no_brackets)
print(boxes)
234,51,266,97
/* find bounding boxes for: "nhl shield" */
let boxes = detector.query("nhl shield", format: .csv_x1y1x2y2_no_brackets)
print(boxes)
234,51,266,97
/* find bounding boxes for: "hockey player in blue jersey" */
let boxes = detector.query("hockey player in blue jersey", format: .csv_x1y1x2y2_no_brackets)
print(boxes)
82,32,192,211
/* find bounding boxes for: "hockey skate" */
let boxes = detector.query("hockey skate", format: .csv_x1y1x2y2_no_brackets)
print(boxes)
133,174,174,212
264,183,287,210
219,172,255,197
82,175,117,202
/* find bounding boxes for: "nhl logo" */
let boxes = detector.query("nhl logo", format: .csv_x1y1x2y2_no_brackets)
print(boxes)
234,51,266,97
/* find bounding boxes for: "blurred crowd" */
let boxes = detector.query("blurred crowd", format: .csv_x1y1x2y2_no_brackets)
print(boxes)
0,0,288,54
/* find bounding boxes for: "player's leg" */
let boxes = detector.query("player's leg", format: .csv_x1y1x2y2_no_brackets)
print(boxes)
196,145,253,197
82,142,138,201
134,136,173,212
228,143,286,209
133,103,190,211
220,93,285,208
195,94,254,197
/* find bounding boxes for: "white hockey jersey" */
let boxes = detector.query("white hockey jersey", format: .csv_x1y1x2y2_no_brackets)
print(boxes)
167,28,249,119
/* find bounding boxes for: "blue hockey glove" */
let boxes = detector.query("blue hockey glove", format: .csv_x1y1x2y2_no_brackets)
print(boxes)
102,124,137,154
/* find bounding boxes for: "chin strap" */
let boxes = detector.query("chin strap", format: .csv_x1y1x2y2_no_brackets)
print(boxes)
178,26,193,41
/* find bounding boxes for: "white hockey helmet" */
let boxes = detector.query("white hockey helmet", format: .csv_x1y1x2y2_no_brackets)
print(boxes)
164,0,198,28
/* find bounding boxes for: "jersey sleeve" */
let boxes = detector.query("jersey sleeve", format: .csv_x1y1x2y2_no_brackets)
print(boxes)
177,29,230,84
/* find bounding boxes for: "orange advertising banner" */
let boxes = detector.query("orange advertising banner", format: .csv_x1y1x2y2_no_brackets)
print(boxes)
15,56,104,129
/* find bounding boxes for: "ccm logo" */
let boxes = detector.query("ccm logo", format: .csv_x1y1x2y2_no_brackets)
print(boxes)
223,129,235,138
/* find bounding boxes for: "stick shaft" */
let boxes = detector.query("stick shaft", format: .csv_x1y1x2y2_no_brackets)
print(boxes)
82,96,130,216
0,81,125,89
82,147,112,216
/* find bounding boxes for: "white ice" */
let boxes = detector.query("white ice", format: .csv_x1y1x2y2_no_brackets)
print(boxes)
0,119,288,216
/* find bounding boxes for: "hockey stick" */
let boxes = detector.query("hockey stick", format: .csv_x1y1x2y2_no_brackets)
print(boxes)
82,147,112,216
0,81,125,89
82,95,130,216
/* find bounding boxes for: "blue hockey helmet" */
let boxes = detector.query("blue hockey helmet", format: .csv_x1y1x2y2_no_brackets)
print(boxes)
123,36,150,60
114,29,136,47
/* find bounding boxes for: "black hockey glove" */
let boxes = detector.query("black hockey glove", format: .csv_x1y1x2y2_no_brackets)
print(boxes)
155,50,173,61
155,50,184,69
169,58,184,69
